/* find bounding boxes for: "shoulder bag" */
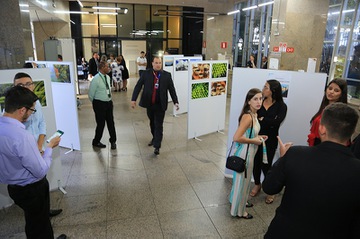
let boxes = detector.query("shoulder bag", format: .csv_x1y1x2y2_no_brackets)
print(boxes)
226,114,253,178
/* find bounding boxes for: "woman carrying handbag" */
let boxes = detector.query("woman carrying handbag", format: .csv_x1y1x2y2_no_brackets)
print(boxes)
229,88,267,219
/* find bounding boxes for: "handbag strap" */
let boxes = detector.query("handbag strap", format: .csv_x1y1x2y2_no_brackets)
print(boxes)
228,113,254,177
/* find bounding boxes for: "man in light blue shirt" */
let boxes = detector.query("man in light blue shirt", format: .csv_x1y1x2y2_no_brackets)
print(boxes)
14,73,46,153
88,61,117,149
0,86,66,239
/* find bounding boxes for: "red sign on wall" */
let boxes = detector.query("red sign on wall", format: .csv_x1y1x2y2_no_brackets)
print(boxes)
203,41,206,48
221,42,228,49
273,46,279,52
286,47,295,53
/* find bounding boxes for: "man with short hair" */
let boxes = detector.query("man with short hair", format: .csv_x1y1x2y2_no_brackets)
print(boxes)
137,51,147,77
88,52,99,78
263,102,360,239
0,86,66,239
14,72,63,217
88,61,117,149
131,56,179,155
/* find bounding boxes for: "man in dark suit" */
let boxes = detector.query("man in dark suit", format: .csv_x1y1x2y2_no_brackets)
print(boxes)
131,56,179,155
88,52,99,78
263,102,360,239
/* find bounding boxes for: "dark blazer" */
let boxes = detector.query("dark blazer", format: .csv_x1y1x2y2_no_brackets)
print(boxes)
263,141,360,239
131,68,178,111
88,57,98,76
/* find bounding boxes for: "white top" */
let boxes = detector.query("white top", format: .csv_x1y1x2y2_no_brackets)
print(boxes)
137,56,147,71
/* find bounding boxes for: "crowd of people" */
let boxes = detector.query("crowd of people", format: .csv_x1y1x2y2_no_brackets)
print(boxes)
1,49,360,238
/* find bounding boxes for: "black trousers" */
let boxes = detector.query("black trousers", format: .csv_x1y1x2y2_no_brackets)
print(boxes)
139,70,145,77
92,99,117,144
146,105,165,149
253,135,278,185
8,177,54,239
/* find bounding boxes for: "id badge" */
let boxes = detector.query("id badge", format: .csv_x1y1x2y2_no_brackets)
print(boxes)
107,89,110,95
155,83,159,89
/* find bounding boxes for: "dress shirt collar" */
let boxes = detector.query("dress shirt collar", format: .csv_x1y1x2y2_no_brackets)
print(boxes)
0,115,26,129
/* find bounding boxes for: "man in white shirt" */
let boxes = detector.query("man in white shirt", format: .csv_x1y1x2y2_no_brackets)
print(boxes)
137,51,147,77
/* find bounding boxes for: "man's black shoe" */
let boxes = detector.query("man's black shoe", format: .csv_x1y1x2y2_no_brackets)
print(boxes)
56,234,67,239
49,209,63,217
92,142,106,148
148,140,153,146
154,148,160,155
111,142,116,149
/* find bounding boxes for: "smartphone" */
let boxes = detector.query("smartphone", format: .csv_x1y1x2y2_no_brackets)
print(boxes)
46,130,64,143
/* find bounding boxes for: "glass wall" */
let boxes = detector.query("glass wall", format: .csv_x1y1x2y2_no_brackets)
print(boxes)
232,0,273,68
76,2,186,61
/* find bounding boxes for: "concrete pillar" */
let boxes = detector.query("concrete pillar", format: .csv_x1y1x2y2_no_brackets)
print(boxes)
269,0,329,71
0,0,32,69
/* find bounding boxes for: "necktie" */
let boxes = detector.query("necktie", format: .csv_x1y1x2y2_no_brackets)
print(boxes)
152,71,160,104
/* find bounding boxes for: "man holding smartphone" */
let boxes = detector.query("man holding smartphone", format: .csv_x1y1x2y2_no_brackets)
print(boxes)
14,72,63,217
0,86,66,239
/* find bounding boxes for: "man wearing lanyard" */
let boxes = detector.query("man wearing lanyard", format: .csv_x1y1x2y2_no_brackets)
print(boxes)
88,61,117,149
131,56,179,155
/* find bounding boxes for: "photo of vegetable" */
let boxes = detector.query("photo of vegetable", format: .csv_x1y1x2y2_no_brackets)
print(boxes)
50,64,71,83
191,82,209,99
33,80,47,107
0,83,13,110
211,81,226,96
211,63,227,78
192,63,210,80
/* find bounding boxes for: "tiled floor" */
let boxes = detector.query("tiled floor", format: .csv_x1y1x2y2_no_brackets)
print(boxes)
0,77,282,239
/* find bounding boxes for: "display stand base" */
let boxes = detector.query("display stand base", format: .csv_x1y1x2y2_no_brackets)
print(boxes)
194,137,202,141
217,130,225,134
64,143,74,155
172,113,180,117
58,180,67,195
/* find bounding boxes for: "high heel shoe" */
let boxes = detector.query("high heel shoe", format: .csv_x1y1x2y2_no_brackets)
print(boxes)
250,184,261,197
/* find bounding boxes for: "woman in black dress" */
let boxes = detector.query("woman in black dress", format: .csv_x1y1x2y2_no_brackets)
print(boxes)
250,79,287,204
119,55,129,91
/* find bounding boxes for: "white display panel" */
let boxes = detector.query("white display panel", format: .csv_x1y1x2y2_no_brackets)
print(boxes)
163,55,184,103
172,56,202,115
187,60,228,139
225,68,327,177
33,61,81,151
0,68,62,207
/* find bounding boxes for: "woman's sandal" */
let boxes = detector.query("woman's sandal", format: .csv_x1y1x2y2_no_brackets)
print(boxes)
265,195,275,204
238,213,253,219
250,185,261,197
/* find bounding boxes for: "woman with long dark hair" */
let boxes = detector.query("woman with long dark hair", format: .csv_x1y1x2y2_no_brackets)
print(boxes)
229,88,267,219
308,78,348,146
250,80,287,204
119,55,129,91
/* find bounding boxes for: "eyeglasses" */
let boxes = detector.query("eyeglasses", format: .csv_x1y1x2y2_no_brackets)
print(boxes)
25,107,37,114
17,82,34,88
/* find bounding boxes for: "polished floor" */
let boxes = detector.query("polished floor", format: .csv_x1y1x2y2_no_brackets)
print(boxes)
0,77,282,239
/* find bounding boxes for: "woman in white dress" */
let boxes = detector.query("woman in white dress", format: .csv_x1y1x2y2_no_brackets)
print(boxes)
229,88,267,219
111,56,124,92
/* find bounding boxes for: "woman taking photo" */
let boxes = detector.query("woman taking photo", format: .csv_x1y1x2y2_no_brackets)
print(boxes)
229,88,267,219
250,80,287,204
308,78,348,146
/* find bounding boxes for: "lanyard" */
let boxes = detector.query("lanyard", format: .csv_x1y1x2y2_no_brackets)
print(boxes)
152,71,160,88
100,74,111,98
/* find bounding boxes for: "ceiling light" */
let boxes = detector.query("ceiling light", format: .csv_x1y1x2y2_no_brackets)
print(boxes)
93,12,118,15
93,6,120,10
81,23,97,26
36,0,47,7
124,9,128,14
21,9,30,13
258,1,274,7
207,17,215,20
70,20,75,25
19,4,29,7
227,10,240,15
54,10,89,14
76,0,83,8
242,5,257,11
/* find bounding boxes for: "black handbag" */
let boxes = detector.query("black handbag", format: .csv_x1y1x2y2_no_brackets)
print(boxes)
226,115,253,178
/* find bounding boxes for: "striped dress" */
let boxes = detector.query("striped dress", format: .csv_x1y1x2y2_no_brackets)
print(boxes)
229,117,260,217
